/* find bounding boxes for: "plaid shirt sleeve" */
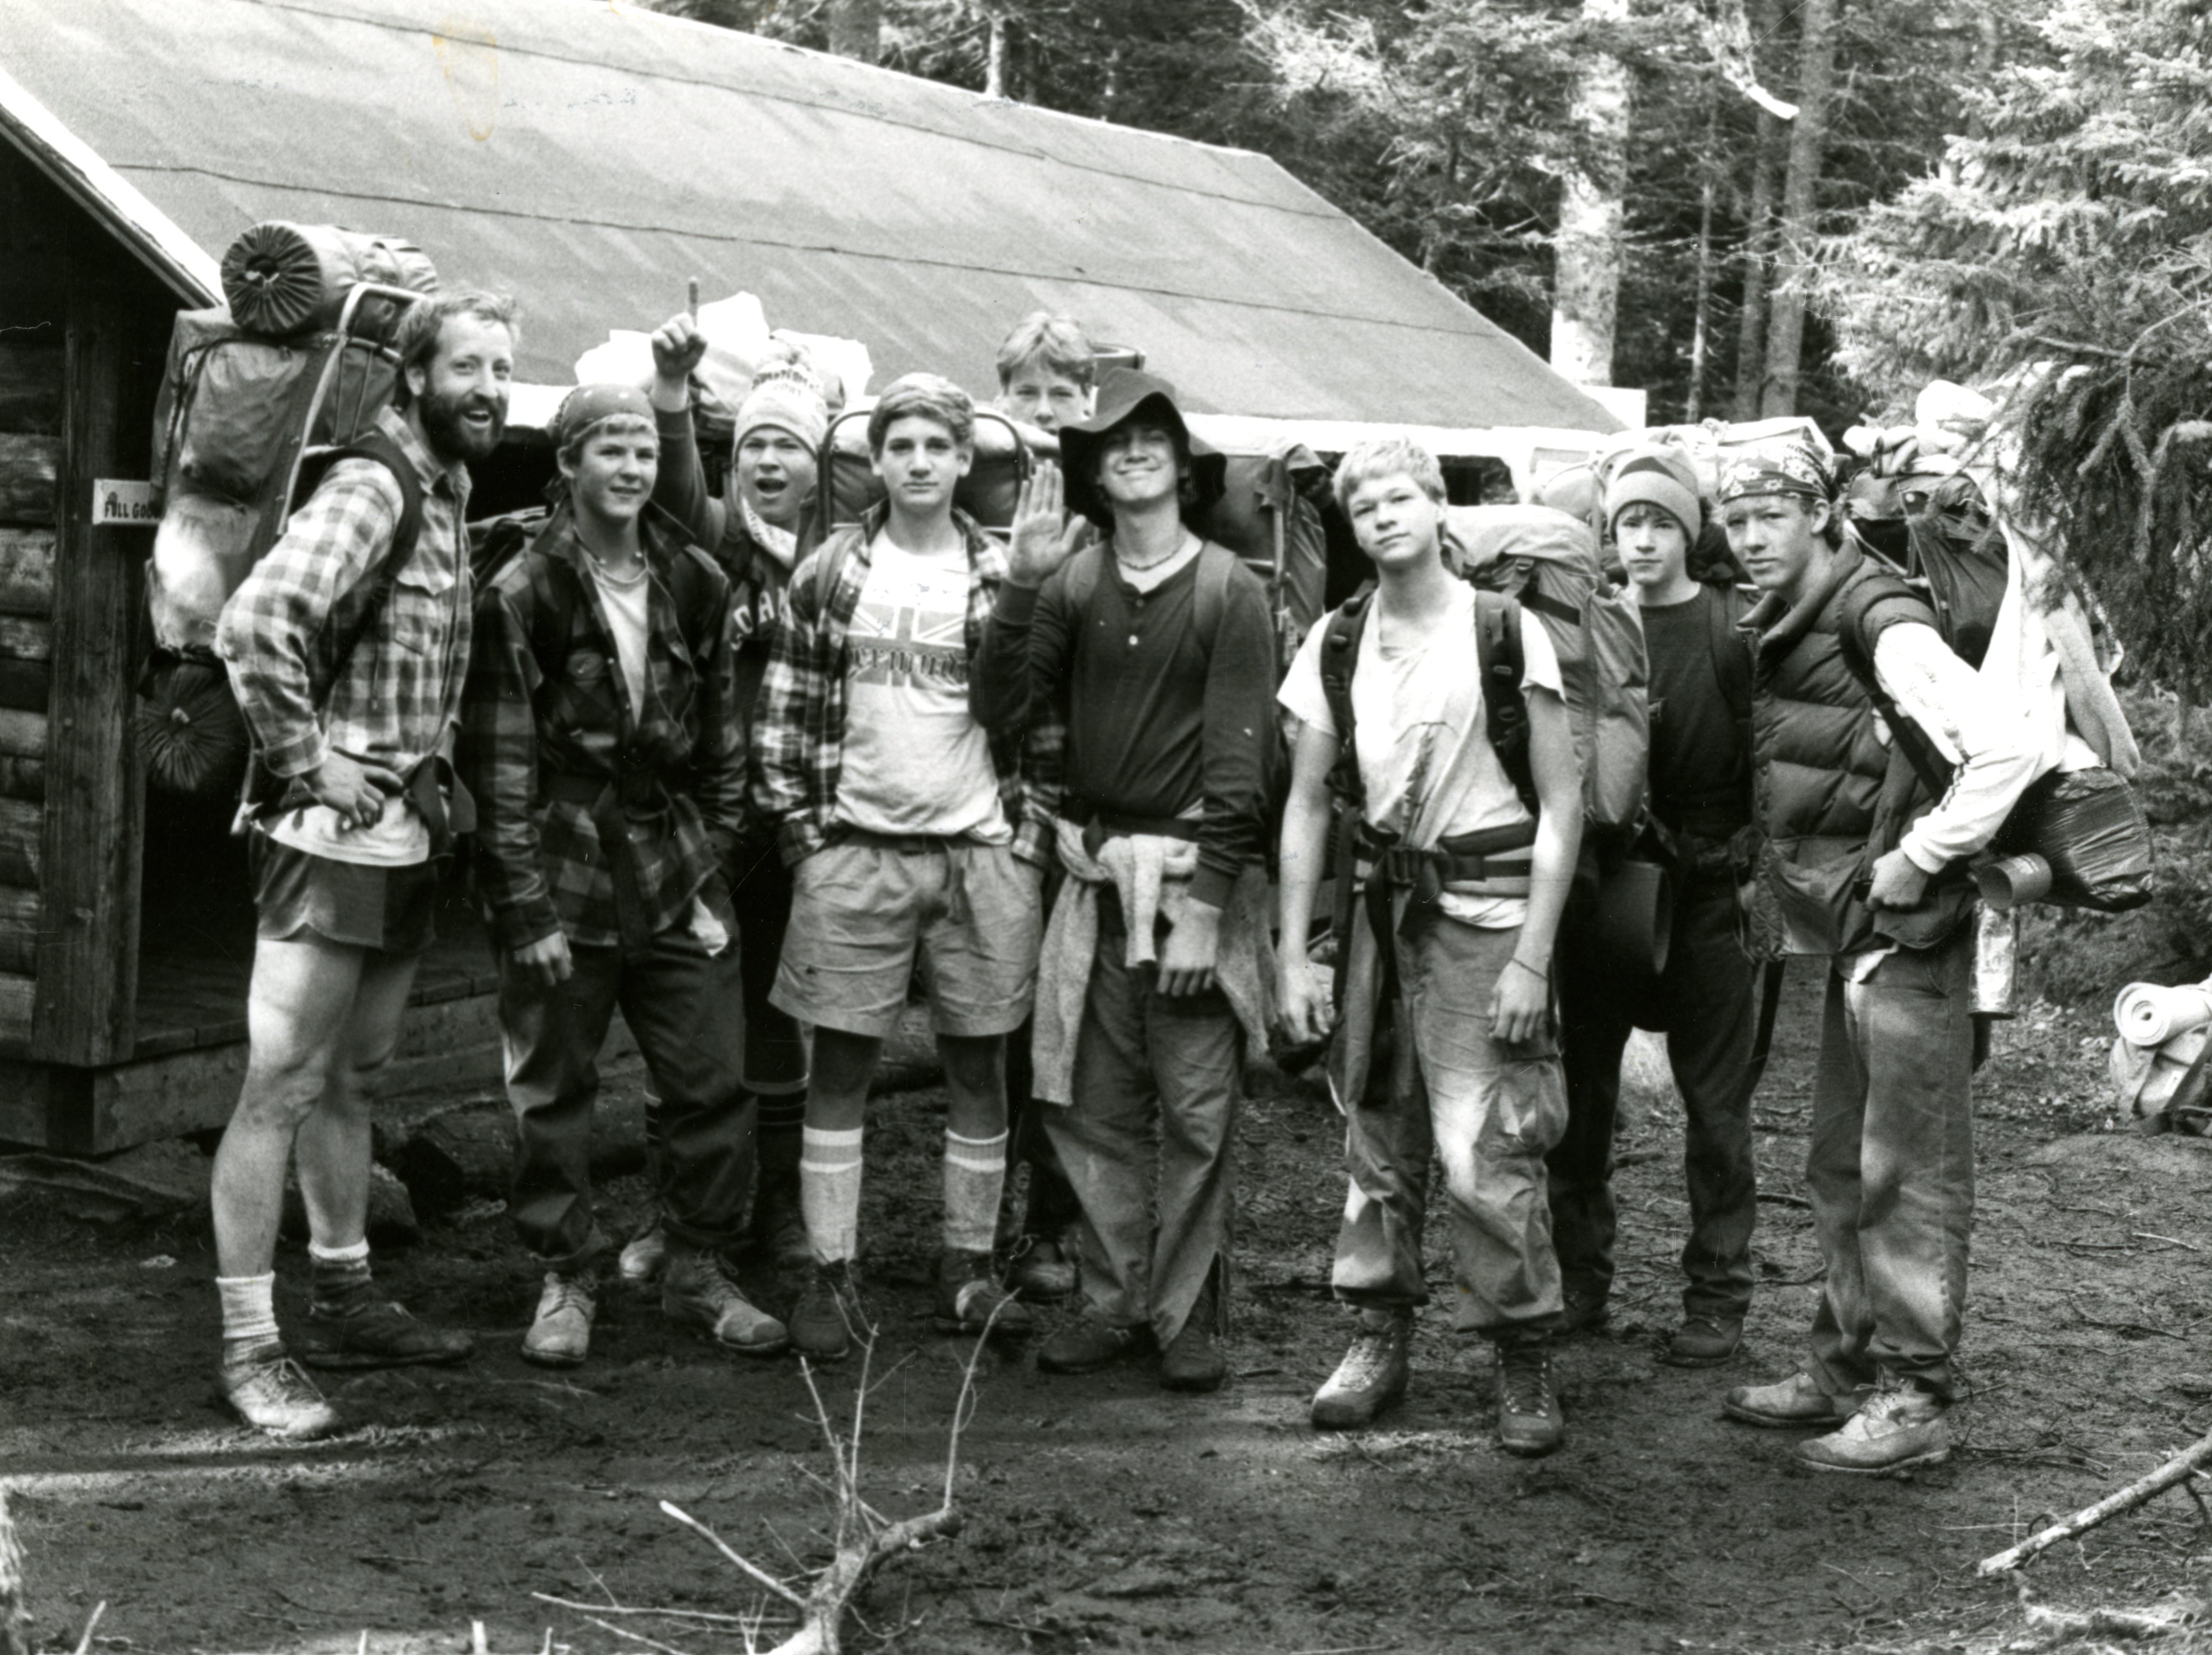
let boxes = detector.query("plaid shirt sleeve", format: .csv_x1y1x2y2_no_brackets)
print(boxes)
456,572,562,951
752,544,836,868
687,559,748,863
215,459,398,778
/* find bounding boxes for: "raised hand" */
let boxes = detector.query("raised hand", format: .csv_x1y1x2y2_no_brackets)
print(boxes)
649,313,709,390
1007,461,1088,587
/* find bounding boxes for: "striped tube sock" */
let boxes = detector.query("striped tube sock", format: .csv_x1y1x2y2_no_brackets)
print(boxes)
799,1127,865,1264
942,1130,1009,1258
756,1089,809,1133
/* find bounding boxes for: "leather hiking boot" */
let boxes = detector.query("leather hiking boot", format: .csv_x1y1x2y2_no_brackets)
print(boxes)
1160,1282,1228,1394
619,1217,669,1288
1494,1335,1565,1458
1796,1381,1951,1476
1723,1371,1856,1429
789,1261,870,1361
1661,1315,1744,1369
298,1299,474,1371
1559,1281,1611,1336
220,1345,342,1440
1007,1237,1078,1304
935,1251,1035,1339
663,1248,788,1357
1037,1316,1144,1376
1311,1309,1411,1430
521,1272,597,1369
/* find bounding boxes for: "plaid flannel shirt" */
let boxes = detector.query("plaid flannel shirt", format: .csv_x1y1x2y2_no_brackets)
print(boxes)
752,506,1061,868
459,508,745,952
217,407,470,780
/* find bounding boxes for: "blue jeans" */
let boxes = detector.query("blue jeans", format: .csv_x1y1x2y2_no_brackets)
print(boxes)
1804,929,1974,1401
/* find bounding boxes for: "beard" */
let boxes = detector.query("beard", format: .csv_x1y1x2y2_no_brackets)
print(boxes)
417,381,508,465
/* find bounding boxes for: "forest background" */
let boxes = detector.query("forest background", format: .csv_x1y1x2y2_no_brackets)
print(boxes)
647,0,2212,991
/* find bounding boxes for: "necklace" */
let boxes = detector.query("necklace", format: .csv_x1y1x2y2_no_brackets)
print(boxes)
578,534,647,588
1117,530,1195,575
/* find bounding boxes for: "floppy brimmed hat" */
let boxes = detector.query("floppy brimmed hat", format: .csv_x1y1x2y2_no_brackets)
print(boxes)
1057,366,1226,527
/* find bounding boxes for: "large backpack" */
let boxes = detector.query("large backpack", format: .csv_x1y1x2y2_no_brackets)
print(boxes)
1191,444,1330,674
469,501,721,681
819,407,1034,533
1444,503,1651,849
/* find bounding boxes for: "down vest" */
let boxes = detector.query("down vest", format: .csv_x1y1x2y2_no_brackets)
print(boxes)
1740,544,1975,959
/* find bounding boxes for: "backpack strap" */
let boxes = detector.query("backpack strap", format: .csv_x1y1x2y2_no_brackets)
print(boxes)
305,427,426,696
1059,541,1107,634
1317,586,1375,810
1192,539,1238,649
1475,588,1538,816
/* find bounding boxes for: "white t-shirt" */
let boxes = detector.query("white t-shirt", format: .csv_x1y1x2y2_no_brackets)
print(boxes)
835,535,1009,841
1279,582,1562,928
589,563,653,721
264,786,430,868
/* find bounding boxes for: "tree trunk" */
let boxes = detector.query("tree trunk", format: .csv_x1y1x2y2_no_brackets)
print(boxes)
1686,100,1720,421
826,0,882,63
1759,0,1839,418
1550,0,1632,386
985,9,1008,98
1729,0,1787,421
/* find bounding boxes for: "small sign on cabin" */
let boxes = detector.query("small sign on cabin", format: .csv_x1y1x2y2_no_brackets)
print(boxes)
93,480,159,526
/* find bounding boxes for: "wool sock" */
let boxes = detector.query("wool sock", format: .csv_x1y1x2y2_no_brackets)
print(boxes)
217,1272,280,1363
308,1237,374,1318
799,1127,865,1265
942,1129,1009,1258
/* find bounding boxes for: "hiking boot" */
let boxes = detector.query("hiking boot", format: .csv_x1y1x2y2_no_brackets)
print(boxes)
619,1217,669,1288
221,1346,342,1440
1660,1315,1744,1369
789,1261,871,1361
1796,1379,1951,1476
1008,1237,1078,1304
1722,1371,1857,1429
1494,1335,1565,1458
521,1272,597,1369
934,1251,1035,1339
1559,1281,1611,1336
1160,1280,1228,1393
1037,1315,1144,1376
297,1298,473,1371
663,1247,788,1357
1310,1309,1411,1430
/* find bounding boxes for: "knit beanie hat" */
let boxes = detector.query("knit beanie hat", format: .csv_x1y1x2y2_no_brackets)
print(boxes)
736,359,829,454
1604,446,1704,542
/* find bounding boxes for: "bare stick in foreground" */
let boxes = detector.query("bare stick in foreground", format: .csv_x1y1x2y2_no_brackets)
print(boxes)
658,1308,1001,1655
0,1488,30,1655
1979,1428,2212,1574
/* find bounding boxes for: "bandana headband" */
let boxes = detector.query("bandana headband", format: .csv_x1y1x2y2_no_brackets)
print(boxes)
1718,440,1831,505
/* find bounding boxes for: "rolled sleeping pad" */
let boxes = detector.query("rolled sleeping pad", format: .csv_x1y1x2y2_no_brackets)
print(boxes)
221,222,438,337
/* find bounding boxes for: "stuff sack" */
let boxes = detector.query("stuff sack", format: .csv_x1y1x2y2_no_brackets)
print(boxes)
1445,503,1650,846
1192,444,1329,675
821,407,1032,533
1977,766,2154,914
221,221,437,338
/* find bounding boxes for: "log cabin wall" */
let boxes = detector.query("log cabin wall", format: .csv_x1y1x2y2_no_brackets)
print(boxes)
0,144,173,1074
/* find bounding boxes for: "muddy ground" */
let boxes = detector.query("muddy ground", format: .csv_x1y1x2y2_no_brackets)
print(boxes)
5,971,2212,1655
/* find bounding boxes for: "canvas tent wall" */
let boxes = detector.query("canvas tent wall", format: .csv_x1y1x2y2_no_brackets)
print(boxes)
0,0,1617,1152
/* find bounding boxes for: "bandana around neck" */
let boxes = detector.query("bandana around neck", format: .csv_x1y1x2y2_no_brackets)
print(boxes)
741,493,799,573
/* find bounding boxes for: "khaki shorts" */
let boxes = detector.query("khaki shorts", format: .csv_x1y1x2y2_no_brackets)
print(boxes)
774,833,1040,1040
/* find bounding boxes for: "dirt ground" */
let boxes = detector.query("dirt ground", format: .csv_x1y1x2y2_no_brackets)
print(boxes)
5,971,2212,1655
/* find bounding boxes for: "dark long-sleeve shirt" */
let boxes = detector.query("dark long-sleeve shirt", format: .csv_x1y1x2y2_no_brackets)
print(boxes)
974,542,1276,909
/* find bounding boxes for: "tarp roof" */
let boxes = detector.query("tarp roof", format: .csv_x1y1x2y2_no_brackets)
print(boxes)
0,0,1619,433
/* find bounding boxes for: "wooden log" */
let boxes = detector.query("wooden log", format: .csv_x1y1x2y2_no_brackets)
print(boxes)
0,341,63,435
0,711,44,761
0,971,33,1046
0,617,51,662
0,434,57,526
0,884,41,977
0,798,39,887
33,269,150,1066
0,759,39,804
0,530,54,615
0,1483,31,1655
